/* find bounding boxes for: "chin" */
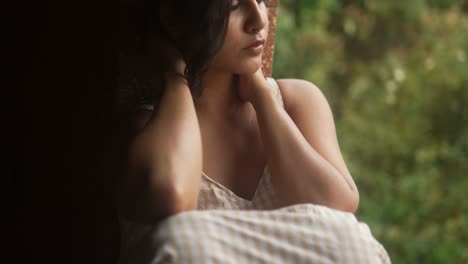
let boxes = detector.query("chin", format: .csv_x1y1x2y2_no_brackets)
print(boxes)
235,59,262,74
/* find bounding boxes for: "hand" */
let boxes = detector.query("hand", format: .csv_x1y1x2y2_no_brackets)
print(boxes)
154,34,187,76
237,67,270,104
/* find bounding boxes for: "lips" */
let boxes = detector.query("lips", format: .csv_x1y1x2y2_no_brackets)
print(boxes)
245,39,265,49
243,39,265,55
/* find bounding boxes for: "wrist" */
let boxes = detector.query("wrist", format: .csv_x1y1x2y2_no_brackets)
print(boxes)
174,58,186,75
251,84,277,109
164,71,188,86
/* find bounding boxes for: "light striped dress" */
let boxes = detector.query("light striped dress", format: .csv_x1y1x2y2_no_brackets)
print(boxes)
118,78,391,263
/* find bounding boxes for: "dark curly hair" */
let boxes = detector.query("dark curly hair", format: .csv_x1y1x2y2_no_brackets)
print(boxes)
118,0,232,112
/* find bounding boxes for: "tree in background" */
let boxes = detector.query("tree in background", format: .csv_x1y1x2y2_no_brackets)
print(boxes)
273,1,468,263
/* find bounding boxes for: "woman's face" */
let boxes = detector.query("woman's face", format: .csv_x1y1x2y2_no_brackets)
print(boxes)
209,0,269,74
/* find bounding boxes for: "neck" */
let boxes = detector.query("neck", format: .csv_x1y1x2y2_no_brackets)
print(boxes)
195,69,249,123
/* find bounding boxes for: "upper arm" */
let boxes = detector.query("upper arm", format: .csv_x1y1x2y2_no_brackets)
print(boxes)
276,79,358,193
114,107,171,223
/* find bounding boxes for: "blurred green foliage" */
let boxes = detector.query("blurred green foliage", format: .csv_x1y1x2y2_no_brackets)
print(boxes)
273,0,468,263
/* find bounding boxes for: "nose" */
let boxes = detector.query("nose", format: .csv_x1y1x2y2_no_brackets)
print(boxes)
244,1,268,34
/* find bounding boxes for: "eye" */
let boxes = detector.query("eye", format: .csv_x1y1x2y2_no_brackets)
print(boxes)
230,0,265,11
256,0,266,7
230,0,240,10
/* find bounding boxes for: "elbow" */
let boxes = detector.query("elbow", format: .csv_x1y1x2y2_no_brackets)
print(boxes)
335,189,359,213
320,188,359,213
116,175,199,224
117,185,197,224
166,184,199,214
145,178,199,222
346,190,360,213
154,164,203,217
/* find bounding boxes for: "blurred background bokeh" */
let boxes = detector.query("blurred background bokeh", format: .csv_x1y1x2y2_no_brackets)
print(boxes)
272,1,468,263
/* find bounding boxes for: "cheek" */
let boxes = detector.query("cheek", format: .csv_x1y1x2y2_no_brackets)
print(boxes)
217,23,242,56
224,20,241,45
209,43,236,70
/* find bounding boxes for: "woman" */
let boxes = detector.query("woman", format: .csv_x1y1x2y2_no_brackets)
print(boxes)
117,0,359,224
117,0,358,222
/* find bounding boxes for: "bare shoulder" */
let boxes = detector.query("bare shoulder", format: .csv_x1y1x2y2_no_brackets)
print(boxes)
275,78,330,115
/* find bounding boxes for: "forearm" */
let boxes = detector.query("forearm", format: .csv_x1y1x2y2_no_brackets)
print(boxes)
123,77,202,221
252,86,355,211
147,78,203,198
